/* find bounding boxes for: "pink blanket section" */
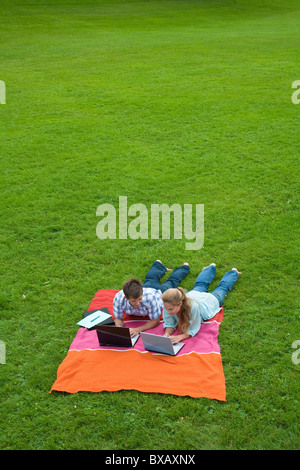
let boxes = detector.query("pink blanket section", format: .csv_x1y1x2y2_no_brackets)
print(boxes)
69,320,221,356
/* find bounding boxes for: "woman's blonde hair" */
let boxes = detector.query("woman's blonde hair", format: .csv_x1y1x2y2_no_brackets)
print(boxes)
161,287,191,334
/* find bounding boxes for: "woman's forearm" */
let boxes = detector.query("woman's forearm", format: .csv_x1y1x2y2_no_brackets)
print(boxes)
164,327,175,336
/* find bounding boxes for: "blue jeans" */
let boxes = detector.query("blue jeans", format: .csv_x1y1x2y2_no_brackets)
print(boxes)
143,261,190,293
192,265,239,306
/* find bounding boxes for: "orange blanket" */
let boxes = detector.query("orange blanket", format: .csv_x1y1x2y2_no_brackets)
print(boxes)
50,289,226,400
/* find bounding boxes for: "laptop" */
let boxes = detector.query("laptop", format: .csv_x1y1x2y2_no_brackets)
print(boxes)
96,325,139,348
140,332,185,356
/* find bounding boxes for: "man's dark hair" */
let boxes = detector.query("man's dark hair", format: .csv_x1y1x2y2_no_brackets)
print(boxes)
122,278,143,299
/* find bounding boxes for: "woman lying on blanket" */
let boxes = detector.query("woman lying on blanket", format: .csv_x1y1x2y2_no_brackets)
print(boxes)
162,264,241,344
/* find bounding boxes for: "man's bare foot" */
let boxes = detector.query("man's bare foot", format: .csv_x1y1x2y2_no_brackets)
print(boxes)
232,268,242,275
202,263,216,271
156,260,172,271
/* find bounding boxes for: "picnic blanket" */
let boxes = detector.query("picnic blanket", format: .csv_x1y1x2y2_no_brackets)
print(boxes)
50,289,226,400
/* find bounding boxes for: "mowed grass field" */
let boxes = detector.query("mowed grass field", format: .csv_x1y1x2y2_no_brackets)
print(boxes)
0,0,299,450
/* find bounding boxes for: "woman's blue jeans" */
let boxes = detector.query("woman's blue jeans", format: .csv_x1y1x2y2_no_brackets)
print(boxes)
192,265,239,306
143,261,190,293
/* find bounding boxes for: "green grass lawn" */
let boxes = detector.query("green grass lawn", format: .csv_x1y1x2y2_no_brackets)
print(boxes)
0,0,299,450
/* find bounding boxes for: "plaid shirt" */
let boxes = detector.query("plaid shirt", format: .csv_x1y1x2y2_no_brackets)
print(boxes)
113,288,163,320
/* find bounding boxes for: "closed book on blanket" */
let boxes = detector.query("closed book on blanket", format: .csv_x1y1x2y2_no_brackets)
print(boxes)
77,308,114,329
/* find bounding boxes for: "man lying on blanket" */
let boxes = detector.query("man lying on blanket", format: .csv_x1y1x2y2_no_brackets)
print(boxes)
113,260,190,337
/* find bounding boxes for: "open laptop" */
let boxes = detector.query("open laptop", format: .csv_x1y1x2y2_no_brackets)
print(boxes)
96,325,139,348
140,332,185,356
